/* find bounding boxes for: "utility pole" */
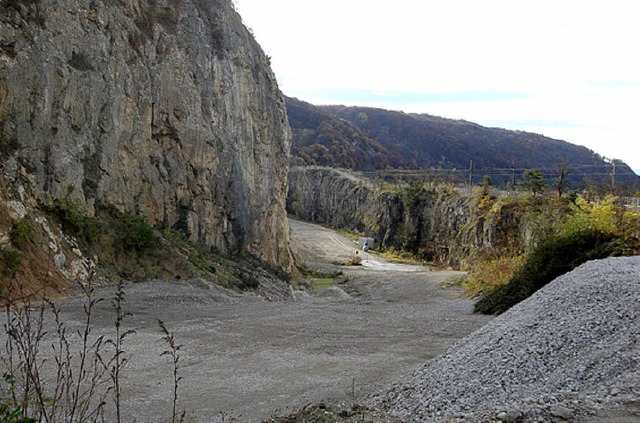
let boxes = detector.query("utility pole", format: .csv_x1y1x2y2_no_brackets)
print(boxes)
468,160,474,192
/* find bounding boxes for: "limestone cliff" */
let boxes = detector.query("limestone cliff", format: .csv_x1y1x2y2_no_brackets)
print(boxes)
288,167,527,267
0,0,293,271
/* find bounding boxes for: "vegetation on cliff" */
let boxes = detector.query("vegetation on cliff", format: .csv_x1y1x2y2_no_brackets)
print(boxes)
288,167,640,314
474,228,618,315
468,195,640,314
288,167,529,267
0,198,290,303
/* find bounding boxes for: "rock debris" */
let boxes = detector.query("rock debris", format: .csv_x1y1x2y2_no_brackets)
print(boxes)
371,256,640,422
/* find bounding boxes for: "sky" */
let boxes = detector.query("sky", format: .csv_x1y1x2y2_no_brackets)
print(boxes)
233,0,640,173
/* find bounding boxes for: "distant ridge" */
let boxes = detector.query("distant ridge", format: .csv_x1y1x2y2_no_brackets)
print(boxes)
286,97,406,170
286,97,639,188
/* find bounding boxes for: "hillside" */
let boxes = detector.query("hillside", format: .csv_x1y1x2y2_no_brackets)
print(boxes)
286,97,638,187
286,97,405,170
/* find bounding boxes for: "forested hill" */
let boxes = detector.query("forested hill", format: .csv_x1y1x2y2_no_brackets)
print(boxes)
286,97,638,186
286,97,406,170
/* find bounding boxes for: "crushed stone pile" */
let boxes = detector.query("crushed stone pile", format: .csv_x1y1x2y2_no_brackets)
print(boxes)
371,256,640,422
317,286,352,300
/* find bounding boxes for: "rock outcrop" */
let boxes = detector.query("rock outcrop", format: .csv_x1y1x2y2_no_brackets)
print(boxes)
0,0,293,271
288,166,527,266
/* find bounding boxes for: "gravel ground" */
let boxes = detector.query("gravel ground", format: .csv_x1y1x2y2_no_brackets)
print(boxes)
10,220,634,422
1,220,492,422
371,256,640,422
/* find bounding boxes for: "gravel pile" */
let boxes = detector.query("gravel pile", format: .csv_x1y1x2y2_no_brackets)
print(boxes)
371,256,640,422
317,285,352,300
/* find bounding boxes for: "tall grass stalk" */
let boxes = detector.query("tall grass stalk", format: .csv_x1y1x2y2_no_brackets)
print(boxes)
1,281,109,421
158,320,184,423
98,281,135,423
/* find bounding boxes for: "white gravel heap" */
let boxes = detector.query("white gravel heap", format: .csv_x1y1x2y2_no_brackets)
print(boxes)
371,256,640,422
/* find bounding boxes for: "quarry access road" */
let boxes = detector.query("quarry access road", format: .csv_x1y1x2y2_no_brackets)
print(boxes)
44,219,493,421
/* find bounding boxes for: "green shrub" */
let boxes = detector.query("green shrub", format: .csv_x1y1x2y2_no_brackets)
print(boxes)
298,264,343,279
474,229,616,315
472,195,639,314
9,218,32,250
234,270,259,291
2,249,24,277
1,374,34,423
120,213,155,252
187,251,214,273
400,181,427,206
46,197,101,245
308,278,337,291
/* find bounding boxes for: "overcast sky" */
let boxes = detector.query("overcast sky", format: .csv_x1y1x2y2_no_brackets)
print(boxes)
233,0,640,173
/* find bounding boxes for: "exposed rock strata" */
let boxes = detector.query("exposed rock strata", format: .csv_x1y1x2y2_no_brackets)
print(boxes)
0,0,293,271
288,166,526,266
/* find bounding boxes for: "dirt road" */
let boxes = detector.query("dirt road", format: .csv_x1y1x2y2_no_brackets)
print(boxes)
17,220,493,421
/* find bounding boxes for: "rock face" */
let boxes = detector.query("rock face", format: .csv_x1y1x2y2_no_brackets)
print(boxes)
0,0,293,270
288,166,526,266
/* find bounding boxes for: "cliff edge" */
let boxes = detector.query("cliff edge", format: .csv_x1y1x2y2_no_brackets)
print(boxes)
0,0,293,276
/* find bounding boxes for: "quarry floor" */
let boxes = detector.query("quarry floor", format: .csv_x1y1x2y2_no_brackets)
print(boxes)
42,219,494,421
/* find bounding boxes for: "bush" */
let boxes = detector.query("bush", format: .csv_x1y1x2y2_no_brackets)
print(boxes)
462,254,525,298
474,229,616,315
9,218,32,250
119,213,155,252
471,195,639,314
0,373,33,423
2,249,24,277
46,197,101,245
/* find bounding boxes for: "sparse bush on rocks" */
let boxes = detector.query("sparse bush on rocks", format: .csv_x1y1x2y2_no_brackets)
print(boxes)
462,253,525,298
119,213,156,252
1,249,23,278
1,218,33,280
9,218,32,250
472,195,639,314
346,254,362,266
45,196,101,245
474,228,616,314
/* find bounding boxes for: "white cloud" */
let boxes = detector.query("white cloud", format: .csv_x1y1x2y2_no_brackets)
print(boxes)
234,0,640,171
